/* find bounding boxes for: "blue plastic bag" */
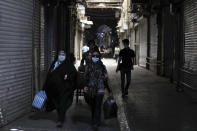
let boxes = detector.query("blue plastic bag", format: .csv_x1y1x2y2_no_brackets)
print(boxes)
32,90,47,109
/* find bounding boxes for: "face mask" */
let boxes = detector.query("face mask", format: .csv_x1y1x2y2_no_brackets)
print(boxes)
92,57,99,63
58,55,66,62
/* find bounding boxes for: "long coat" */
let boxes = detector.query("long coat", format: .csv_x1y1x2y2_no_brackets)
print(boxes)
43,59,77,121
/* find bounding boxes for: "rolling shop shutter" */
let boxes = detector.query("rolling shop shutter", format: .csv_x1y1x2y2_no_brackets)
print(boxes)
181,0,197,90
0,0,33,126
33,0,41,92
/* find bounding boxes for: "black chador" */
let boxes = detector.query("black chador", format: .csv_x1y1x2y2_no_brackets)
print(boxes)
43,52,77,127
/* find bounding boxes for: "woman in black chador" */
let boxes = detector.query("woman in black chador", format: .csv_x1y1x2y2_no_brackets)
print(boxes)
43,50,77,128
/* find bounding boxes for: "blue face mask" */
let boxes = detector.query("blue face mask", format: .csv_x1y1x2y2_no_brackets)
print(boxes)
58,55,66,62
92,57,99,63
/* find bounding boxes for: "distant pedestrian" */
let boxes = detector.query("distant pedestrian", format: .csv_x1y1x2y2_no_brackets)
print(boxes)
43,50,77,128
114,46,120,62
116,39,135,97
82,44,89,54
83,49,112,128
80,40,99,66
68,53,76,65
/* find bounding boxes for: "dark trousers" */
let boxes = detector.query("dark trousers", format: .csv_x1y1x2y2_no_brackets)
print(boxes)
114,55,119,63
92,94,104,125
56,96,73,122
84,93,104,125
120,69,131,94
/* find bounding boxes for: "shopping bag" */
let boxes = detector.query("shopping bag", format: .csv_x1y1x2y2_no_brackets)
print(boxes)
116,63,122,71
32,90,47,109
103,96,118,119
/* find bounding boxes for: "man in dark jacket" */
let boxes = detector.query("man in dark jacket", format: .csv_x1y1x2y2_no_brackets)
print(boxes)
116,39,135,97
43,50,77,128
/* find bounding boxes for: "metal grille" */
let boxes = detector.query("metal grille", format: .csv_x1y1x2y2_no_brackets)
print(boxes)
40,6,50,73
183,0,197,71
0,0,33,126
33,0,41,92
182,0,197,90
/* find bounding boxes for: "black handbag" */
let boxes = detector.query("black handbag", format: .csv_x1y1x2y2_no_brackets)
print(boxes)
117,63,122,71
103,96,118,119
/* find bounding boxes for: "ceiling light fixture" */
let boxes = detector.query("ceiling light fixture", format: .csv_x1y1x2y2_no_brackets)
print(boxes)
98,3,106,7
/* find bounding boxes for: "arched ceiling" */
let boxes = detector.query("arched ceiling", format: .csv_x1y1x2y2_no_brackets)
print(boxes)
84,8,119,43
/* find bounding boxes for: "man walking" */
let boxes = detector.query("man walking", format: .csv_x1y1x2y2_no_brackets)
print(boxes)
116,39,135,97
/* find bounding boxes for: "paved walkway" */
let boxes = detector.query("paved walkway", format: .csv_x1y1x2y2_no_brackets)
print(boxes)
106,59,197,131
123,64,197,131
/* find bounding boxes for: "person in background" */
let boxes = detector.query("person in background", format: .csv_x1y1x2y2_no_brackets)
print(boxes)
116,39,135,97
80,40,99,66
84,49,112,128
82,43,89,54
43,50,77,128
79,43,89,71
69,53,76,65
114,46,120,63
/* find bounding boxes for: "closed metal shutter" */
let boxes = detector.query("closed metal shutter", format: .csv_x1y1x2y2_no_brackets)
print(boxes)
33,0,41,92
0,0,33,126
139,18,147,67
39,6,48,89
181,0,197,90
40,6,45,73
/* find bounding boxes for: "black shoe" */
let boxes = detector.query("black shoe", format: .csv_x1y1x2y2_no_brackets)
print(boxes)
56,121,63,128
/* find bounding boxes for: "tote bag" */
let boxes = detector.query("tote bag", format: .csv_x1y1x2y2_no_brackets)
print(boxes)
32,90,47,109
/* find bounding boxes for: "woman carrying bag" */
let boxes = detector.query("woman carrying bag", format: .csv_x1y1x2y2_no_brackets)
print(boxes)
43,50,77,128
83,49,112,128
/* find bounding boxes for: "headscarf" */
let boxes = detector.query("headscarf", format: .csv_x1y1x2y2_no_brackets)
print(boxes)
53,50,66,70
